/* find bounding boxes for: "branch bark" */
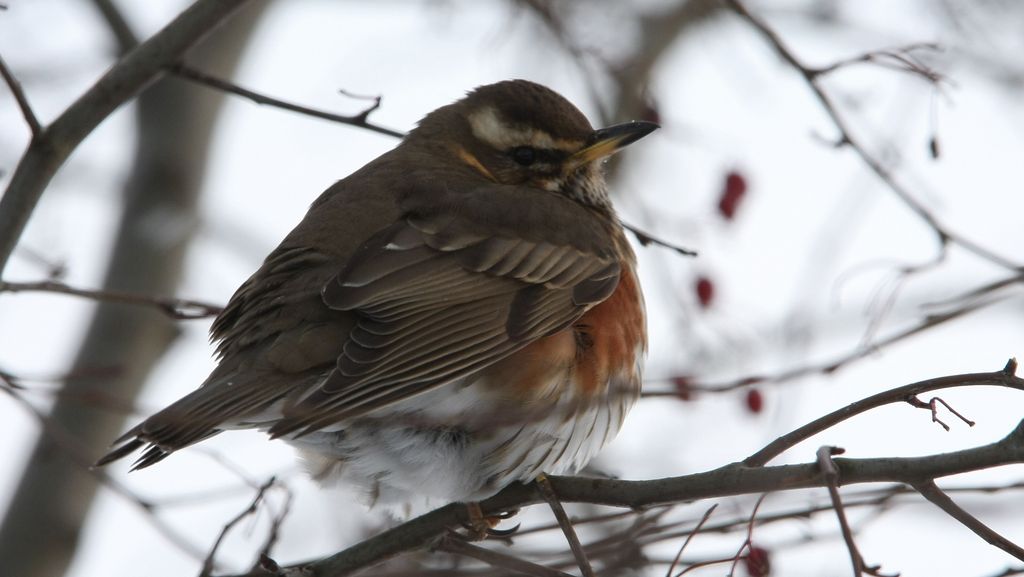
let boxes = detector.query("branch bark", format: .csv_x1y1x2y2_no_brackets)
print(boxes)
224,415,1024,576
0,0,252,275
0,3,265,576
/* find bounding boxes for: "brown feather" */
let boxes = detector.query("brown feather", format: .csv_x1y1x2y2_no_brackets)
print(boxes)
97,87,634,467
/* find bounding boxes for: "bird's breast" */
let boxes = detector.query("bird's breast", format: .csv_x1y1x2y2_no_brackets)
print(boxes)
570,263,646,396
476,262,646,404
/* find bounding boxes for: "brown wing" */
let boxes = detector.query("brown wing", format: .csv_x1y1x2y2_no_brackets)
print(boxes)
268,207,620,437
98,174,621,468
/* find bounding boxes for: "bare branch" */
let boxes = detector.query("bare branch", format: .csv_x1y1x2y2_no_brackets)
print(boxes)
621,220,698,257
221,410,1024,576
744,359,1021,467
536,473,594,577
0,53,42,136
169,64,405,138
199,477,278,577
437,535,576,577
818,446,893,576
726,494,766,577
722,0,1020,272
90,0,140,53
914,480,1024,562
645,295,1010,396
905,395,976,432
811,43,945,83
666,504,717,577
0,279,223,319
0,377,208,561
0,0,253,275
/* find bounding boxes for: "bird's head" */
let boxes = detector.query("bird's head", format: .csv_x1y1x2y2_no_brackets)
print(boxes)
409,80,658,211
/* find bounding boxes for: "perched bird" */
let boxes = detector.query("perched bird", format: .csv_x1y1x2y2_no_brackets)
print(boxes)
99,79,655,516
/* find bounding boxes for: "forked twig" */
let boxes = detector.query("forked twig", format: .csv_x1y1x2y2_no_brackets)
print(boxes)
905,395,976,431
169,64,404,138
723,0,1019,272
198,477,278,577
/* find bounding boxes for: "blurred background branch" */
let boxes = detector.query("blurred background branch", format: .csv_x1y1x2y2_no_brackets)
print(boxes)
0,2,267,576
1,0,1023,576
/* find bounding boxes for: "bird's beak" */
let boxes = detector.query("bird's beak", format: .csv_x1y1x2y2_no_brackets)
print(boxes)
570,120,660,167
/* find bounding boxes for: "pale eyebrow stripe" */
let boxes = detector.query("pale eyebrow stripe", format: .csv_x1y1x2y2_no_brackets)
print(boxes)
468,107,582,151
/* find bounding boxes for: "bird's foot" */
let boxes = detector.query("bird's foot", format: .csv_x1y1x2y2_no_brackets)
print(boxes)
462,502,521,540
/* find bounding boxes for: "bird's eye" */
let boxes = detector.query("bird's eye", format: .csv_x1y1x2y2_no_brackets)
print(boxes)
511,146,537,166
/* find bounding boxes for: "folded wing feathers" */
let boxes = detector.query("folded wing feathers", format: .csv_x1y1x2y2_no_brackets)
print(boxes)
270,217,618,437
105,210,622,454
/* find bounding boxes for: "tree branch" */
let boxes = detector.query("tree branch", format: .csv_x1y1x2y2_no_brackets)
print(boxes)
437,535,576,577
199,478,279,577
644,292,1009,397
0,0,252,274
722,0,1020,272
818,446,892,576
226,414,1024,576
90,0,140,53
914,480,1024,561
0,53,42,136
744,359,1021,467
169,64,405,138
0,279,223,319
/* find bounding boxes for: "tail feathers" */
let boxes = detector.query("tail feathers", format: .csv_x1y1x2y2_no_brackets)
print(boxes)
94,437,145,467
95,419,222,470
96,369,298,469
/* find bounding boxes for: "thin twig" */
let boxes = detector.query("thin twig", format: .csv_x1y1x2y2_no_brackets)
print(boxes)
913,480,1024,562
723,0,1019,272
642,296,1008,397
536,473,595,577
255,485,292,566
0,279,223,319
666,504,717,577
726,493,767,577
0,379,209,561
169,64,404,138
89,0,140,52
0,53,42,136
0,0,253,275
437,534,576,577
221,366,1024,577
905,395,976,431
926,272,1024,308
198,477,278,577
817,446,889,576
621,220,698,257
811,43,944,83
744,358,1021,467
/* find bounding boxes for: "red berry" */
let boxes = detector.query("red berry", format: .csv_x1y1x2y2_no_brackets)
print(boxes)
695,276,714,308
718,171,747,220
745,388,764,414
744,545,771,576
672,376,694,401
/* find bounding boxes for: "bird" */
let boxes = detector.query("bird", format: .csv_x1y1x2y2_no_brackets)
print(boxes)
98,79,655,518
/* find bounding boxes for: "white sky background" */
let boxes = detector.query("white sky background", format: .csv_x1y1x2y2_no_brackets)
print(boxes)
1,0,1023,575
